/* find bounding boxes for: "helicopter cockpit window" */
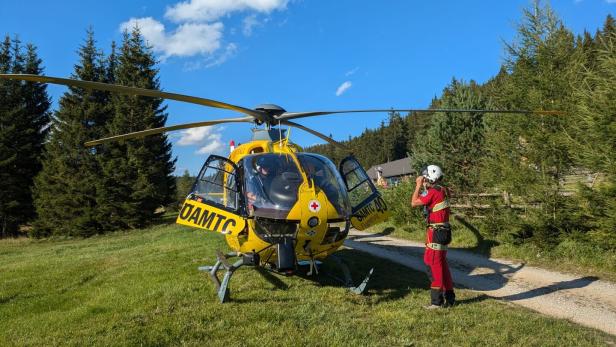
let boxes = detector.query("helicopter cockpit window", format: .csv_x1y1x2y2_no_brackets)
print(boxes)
192,156,239,211
297,153,351,219
242,154,303,219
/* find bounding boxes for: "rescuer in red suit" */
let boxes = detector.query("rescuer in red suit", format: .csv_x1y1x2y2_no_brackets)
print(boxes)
411,165,455,308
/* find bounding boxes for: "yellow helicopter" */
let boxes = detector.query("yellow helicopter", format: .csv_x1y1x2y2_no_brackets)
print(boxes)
0,73,561,302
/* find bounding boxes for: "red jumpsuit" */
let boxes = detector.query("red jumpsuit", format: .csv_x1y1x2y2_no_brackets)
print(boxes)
420,186,455,306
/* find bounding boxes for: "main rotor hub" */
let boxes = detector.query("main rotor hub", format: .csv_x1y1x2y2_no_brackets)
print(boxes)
254,104,286,115
254,104,286,125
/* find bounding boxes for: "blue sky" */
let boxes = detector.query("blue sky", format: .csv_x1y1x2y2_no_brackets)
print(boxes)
2,0,614,175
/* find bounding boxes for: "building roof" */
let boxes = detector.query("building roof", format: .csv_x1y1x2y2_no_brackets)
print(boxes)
366,157,414,180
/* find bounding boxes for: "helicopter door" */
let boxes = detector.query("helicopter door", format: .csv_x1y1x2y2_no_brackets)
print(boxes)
339,156,389,230
176,155,246,234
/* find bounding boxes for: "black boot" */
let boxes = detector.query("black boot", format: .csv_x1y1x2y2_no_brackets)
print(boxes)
444,290,456,307
430,288,444,306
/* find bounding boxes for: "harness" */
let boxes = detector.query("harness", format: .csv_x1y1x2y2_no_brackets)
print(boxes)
426,242,448,251
424,185,452,248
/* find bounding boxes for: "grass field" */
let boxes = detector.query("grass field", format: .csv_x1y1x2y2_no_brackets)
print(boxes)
366,218,616,282
1,223,614,346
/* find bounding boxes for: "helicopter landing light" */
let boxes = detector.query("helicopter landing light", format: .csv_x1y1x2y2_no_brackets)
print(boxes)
307,216,319,228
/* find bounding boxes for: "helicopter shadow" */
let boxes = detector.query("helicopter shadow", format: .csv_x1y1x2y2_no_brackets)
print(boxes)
255,267,290,290
292,248,429,304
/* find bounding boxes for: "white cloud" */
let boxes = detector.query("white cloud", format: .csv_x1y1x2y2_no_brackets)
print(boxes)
165,0,289,23
345,67,359,76
205,43,238,67
243,14,260,36
196,139,224,154
177,126,215,145
120,0,290,68
335,81,352,96
120,17,223,59
176,126,225,154
182,43,238,71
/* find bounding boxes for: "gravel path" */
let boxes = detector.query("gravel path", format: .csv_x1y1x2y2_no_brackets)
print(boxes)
345,229,616,335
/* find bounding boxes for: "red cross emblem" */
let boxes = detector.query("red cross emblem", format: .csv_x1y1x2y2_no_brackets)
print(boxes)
308,199,321,213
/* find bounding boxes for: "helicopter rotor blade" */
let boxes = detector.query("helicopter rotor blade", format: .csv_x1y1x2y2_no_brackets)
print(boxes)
275,108,563,121
279,120,346,150
0,74,266,121
84,116,254,147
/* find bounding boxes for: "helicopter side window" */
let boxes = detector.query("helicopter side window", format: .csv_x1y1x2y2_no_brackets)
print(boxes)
192,156,240,211
341,158,375,209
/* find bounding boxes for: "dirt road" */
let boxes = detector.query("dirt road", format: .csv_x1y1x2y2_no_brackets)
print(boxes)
345,229,616,336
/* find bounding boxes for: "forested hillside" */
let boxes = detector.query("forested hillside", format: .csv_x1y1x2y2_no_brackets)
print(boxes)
0,36,50,237
308,5,616,251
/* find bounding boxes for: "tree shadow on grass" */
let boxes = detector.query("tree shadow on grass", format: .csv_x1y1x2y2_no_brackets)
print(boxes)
453,215,500,258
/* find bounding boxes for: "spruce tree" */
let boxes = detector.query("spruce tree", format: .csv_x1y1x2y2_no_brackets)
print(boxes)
384,111,408,162
96,27,175,230
412,79,487,192
405,111,431,160
481,1,578,246
0,37,50,237
33,30,109,237
569,32,616,249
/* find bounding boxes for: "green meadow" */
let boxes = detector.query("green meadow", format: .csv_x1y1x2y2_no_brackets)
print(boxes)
1,223,613,346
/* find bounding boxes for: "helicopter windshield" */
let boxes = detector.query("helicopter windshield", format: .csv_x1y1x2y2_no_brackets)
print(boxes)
243,154,304,219
297,153,351,219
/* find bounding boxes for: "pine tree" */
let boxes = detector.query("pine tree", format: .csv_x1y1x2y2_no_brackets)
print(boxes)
33,30,109,237
96,27,176,230
0,36,50,237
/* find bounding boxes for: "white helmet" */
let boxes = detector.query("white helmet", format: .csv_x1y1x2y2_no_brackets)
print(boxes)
422,165,443,183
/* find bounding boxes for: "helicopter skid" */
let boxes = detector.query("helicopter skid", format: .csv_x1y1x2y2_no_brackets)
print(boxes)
198,251,259,303
326,255,374,295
